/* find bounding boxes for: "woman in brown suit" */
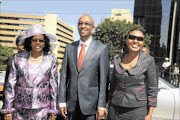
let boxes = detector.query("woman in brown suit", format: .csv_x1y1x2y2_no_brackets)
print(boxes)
108,29,158,120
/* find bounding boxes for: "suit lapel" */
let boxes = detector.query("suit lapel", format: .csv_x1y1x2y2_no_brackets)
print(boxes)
73,41,79,71
23,53,30,81
79,40,97,72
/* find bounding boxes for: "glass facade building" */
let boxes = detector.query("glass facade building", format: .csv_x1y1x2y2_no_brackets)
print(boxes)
134,0,180,67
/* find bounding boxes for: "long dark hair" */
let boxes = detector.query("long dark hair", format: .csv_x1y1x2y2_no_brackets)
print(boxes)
24,34,51,54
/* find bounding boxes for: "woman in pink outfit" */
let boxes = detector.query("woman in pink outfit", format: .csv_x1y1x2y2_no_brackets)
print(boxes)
1,24,59,120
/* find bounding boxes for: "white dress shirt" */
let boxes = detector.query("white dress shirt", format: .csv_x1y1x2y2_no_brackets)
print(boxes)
59,37,105,110
162,61,171,69
77,37,92,59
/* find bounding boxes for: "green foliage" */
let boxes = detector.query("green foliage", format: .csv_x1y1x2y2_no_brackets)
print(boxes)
0,44,14,71
92,18,152,61
0,65,7,71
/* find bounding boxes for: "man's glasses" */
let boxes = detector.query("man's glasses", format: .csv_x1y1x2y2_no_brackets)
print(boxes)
128,35,144,41
78,22,93,27
31,39,45,43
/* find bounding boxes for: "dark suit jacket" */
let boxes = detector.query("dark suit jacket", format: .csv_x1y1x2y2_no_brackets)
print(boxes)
58,39,109,115
108,51,158,107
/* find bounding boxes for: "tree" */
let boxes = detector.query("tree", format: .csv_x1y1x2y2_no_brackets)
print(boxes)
0,44,14,71
92,18,152,62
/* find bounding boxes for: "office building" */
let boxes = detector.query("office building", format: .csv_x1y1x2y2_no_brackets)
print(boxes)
0,13,75,63
134,0,180,66
110,9,133,23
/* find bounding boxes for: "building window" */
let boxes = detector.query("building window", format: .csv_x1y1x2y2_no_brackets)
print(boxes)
134,17,145,27
57,23,73,33
57,28,73,37
56,34,73,42
115,13,121,16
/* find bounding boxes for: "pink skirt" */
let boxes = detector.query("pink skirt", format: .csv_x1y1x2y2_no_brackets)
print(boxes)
13,107,50,120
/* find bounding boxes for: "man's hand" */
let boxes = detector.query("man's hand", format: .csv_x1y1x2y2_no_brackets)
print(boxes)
4,113,12,120
104,107,108,120
60,107,67,119
96,109,105,120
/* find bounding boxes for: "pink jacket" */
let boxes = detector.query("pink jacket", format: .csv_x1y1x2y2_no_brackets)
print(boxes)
1,52,59,115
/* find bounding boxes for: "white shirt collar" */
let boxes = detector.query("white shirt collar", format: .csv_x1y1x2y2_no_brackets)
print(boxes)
79,37,92,47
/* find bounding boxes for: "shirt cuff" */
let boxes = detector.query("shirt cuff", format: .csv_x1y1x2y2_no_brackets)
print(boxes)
59,103,66,107
1,108,15,114
98,107,105,110
59,103,105,110
49,110,60,115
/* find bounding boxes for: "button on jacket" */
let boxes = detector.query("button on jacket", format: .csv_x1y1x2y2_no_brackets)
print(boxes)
109,50,158,107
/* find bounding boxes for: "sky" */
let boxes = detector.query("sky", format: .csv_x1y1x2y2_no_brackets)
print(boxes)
1,0,135,40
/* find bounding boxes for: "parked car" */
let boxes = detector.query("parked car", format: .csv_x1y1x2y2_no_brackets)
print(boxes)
152,77,180,120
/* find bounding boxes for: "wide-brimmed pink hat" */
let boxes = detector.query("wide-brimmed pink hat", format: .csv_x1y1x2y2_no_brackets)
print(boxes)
19,24,57,44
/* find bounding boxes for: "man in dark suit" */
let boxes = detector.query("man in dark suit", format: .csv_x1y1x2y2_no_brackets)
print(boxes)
58,14,109,120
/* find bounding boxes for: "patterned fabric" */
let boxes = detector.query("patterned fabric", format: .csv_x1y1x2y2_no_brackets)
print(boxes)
108,104,148,120
13,107,49,120
1,52,59,116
